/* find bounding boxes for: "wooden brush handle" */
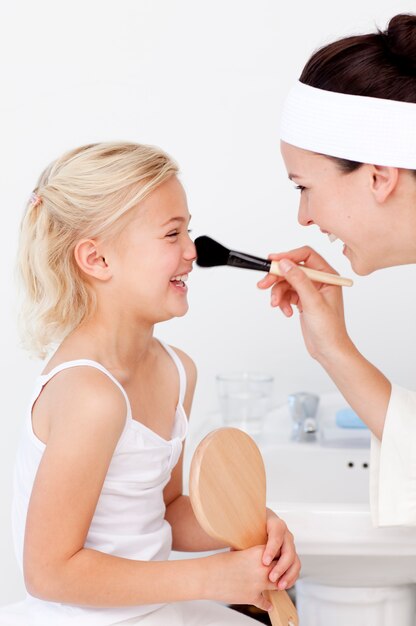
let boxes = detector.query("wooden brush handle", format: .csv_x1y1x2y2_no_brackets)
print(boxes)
270,260,353,287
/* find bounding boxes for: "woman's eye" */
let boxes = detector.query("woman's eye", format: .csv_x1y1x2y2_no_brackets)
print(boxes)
294,184,306,192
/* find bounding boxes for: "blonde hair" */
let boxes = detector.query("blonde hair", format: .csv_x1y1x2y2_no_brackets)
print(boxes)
17,141,179,358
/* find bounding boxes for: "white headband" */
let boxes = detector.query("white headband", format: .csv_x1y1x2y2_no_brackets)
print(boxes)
280,81,416,169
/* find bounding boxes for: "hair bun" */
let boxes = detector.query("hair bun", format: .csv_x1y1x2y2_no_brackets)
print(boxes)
384,13,416,70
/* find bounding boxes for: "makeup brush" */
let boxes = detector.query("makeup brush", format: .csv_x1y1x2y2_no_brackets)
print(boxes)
194,235,353,287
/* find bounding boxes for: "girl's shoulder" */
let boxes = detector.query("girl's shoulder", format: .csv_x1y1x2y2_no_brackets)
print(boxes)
33,362,128,445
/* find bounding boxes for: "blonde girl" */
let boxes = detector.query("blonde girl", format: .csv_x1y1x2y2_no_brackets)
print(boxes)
1,142,300,625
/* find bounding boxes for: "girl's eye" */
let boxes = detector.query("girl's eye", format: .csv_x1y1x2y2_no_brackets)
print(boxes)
166,228,192,238
294,185,306,192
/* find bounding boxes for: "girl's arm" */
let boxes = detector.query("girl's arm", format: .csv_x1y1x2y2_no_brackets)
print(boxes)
166,492,229,552
23,364,285,610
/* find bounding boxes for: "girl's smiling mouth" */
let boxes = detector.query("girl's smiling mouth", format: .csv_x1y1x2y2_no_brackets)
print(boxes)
170,273,189,289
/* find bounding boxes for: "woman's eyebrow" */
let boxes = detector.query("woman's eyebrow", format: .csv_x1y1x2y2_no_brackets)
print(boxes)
288,173,301,181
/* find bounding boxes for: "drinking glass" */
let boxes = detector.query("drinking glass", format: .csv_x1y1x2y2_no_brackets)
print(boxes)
216,372,274,435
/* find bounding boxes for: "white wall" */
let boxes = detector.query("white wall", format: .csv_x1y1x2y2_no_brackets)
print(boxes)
1,0,415,605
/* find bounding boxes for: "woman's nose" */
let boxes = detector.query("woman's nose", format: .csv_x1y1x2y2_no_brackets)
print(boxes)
297,200,314,227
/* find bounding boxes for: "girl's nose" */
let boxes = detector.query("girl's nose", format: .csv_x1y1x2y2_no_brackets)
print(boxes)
184,234,197,261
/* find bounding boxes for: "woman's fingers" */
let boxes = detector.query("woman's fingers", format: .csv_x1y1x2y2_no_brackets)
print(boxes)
267,245,337,274
258,275,301,316
260,274,302,316
277,259,323,310
257,273,284,289
259,262,321,316
270,281,295,311
257,247,339,304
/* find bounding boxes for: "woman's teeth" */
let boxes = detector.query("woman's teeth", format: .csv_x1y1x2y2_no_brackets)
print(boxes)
328,233,338,243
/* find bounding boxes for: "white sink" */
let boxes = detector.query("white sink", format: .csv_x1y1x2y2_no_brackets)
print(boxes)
256,394,416,588
263,442,370,505
184,392,416,624
264,445,416,588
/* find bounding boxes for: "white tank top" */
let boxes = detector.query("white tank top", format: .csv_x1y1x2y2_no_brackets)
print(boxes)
10,339,188,625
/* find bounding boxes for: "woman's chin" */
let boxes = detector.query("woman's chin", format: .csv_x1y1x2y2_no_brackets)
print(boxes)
349,255,374,276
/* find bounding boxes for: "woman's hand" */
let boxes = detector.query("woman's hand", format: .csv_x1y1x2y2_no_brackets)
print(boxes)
262,509,301,591
257,246,391,440
257,246,351,362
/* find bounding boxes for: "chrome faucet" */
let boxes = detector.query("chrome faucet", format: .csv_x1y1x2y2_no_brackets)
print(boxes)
288,392,320,442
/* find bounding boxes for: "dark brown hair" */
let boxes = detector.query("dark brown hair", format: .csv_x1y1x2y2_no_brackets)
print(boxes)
300,14,416,174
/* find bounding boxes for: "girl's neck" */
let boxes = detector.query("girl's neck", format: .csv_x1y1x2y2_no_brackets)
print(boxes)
57,314,155,375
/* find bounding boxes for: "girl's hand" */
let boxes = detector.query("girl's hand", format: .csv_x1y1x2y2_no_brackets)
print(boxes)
257,246,351,362
209,545,285,611
262,510,301,591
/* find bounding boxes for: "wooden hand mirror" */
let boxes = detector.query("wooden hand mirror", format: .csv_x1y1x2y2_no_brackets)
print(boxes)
189,427,298,626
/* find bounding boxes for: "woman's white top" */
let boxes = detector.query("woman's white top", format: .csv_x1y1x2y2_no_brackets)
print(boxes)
9,339,188,625
370,383,416,526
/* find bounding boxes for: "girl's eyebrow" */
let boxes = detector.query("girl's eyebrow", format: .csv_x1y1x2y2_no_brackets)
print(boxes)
162,215,192,226
288,173,301,181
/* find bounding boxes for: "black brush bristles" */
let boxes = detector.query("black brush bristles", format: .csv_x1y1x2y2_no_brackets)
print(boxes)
195,235,272,273
195,236,230,267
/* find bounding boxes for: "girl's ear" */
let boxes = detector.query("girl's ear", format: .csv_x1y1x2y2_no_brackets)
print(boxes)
370,166,399,203
74,239,112,281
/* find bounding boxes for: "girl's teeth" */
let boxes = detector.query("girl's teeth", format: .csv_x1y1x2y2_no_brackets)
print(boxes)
171,274,188,282
328,234,338,243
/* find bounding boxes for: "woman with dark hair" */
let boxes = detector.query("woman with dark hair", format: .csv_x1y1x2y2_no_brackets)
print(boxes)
258,14,416,527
